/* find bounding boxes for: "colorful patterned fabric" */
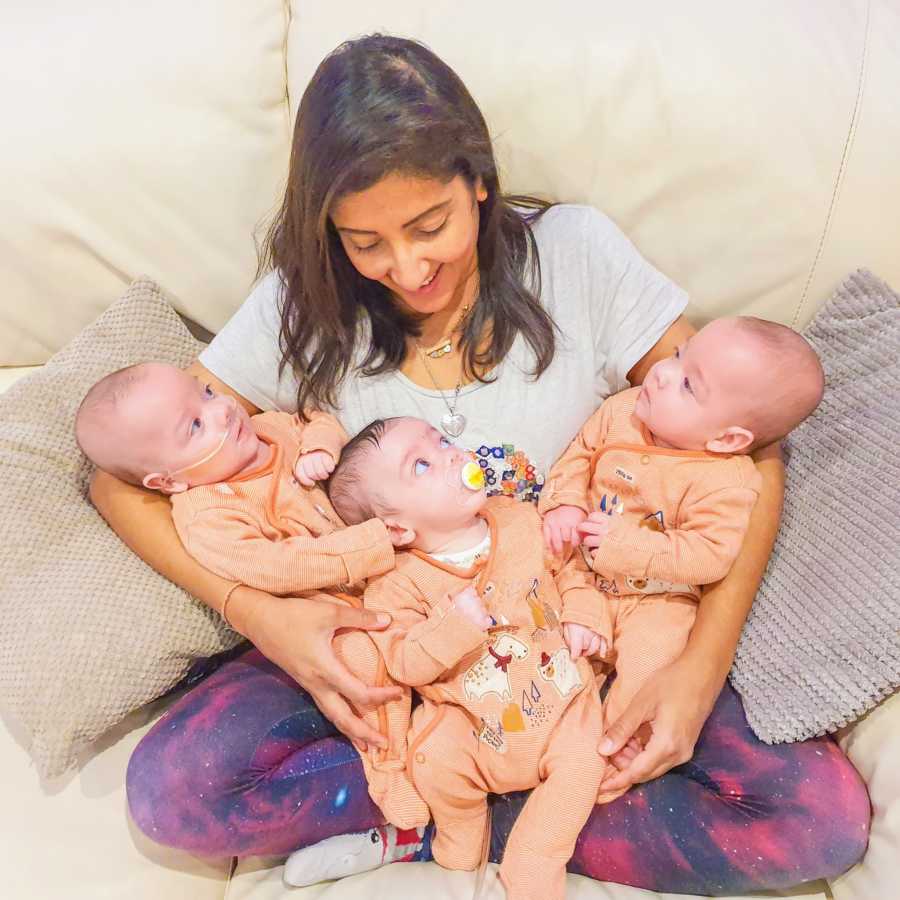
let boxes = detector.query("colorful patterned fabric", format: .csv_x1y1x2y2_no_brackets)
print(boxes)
474,442,544,503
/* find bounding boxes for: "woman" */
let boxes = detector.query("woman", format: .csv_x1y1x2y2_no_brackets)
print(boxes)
92,35,868,894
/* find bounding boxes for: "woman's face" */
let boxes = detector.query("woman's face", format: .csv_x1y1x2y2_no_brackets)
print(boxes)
330,172,487,316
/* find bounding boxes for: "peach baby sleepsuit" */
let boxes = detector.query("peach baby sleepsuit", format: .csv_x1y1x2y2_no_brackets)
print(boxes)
170,410,394,593
542,387,761,801
359,496,610,900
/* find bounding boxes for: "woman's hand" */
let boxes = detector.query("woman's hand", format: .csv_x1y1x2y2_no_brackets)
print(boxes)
542,505,587,555
234,589,403,751
598,651,722,793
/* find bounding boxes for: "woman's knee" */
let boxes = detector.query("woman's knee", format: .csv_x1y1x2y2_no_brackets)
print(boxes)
764,739,872,881
126,690,244,850
126,724,179,846
807,752,871,877
127,719,254,854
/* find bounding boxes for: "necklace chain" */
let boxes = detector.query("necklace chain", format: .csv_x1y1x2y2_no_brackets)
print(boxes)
414,339,467,437
421,302,472,358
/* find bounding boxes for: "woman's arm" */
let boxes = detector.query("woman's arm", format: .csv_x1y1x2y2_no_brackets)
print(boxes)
89,360,400,746
626,314,696,385
185,360,262,416
598,441,784,790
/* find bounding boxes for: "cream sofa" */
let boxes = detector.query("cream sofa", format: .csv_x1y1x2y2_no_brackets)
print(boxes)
2,2,898,898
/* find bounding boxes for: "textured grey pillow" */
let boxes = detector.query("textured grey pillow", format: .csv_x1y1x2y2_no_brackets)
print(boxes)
731,270,900,743
0,279,242,777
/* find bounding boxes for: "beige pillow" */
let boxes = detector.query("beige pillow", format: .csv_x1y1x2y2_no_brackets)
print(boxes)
0,279,242,778
731,270,900,742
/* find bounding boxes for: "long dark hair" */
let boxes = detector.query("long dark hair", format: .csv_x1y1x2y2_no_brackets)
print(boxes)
259,34,557,413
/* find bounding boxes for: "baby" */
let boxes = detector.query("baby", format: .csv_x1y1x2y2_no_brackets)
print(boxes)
295,416,614,900
540,316,825,801
74,363,429,821
74,362,396,596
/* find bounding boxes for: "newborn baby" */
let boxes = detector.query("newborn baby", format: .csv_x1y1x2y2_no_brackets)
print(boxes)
74,361,396,598
540,315,824,800
296,415,613,900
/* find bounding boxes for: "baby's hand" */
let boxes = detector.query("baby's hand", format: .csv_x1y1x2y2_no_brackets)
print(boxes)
563,623,607,659
577,511,616,549
294,450,336,486
451,587,493,630
542,505,587,555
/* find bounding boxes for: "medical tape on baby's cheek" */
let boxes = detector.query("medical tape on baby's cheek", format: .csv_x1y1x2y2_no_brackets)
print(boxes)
170,395,238,476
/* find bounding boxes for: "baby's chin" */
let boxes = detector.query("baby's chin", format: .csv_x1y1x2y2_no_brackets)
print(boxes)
435,485,488,525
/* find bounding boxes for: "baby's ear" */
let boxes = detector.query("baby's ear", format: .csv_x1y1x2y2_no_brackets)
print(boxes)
383,519,416,548
142,472,189,495
705,426,754,455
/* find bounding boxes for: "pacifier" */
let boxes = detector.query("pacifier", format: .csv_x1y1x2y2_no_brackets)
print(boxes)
441,448,486,501
461,460,485,491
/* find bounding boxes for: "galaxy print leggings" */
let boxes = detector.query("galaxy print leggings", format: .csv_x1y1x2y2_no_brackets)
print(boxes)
127,647,870,895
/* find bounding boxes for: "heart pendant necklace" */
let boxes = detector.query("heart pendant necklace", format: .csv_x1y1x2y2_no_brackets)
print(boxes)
441,407,466,438
415,339,466,438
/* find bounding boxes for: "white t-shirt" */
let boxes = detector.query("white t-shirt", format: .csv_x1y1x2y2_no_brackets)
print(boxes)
200,205,687,503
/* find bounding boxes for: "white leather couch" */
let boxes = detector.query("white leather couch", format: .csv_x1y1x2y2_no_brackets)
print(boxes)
2,2,898,898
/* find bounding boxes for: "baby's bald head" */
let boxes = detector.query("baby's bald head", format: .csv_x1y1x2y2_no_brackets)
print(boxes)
733,317,825,449
75,362,263,493
635,317,824,454
75,363,153,484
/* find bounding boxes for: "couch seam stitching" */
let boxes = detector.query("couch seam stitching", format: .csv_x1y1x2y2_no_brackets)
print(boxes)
281,0,292,118
793,0,871,329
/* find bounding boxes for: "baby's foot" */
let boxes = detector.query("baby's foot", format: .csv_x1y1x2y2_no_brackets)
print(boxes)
283,824,425,887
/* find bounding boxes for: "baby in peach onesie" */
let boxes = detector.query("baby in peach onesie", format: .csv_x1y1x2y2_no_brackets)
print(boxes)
540,316,825,801
316,416,613,900
75,362,395,594
75,363,440,827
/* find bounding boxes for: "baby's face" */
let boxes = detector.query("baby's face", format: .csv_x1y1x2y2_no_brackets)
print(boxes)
361,418,487,542
634,319,760,451
112,364,261,489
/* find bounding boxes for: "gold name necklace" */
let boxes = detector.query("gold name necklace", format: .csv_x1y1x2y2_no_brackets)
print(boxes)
421,302,472,359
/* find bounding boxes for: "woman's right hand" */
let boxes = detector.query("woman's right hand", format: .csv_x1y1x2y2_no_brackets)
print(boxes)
230,587,403,750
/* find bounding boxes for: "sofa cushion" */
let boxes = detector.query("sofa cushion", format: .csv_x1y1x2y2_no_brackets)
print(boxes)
0,0,289,366
731,270,900,742
831,690,900,900
286,1,900,332
0,367,39,393
0,700,230,900
0,279,242,778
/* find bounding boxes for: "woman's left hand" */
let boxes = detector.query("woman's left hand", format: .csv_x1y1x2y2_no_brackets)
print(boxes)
598,652,722,792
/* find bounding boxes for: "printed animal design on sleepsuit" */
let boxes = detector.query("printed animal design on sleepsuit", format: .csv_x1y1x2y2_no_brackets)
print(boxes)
624,575,693,595
463,633,530,702
537,648,583,698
